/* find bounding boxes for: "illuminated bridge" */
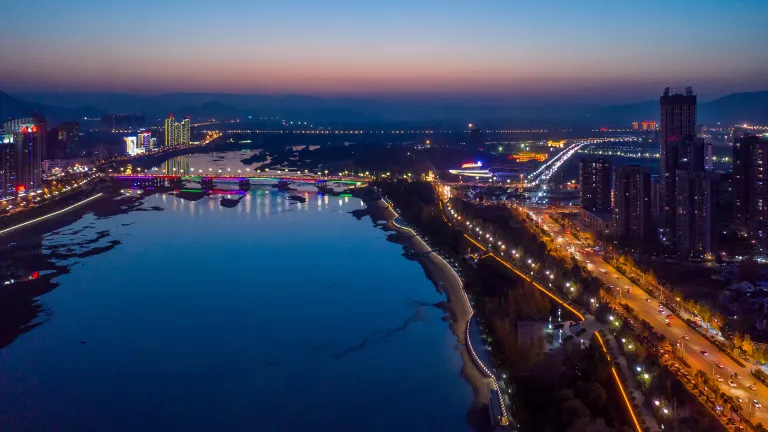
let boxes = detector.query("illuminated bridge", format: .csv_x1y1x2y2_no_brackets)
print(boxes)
111,173,368,189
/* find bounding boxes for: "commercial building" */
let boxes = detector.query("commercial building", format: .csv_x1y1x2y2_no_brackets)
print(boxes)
733,134,768,252
0,133,16,200
2,118,44,197
613,165,651,241
579,158,611,213
659,86,697,235
137,130,153,151
124,136,140,156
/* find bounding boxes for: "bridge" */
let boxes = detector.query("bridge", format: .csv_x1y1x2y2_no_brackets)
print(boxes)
111,173,368,191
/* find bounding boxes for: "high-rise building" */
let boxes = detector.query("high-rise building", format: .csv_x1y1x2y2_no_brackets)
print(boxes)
124,136,140,155
632,122,639,130
137,131,152,151
613,165,651,241
733,134,768,251
3,118,44,196
659,86,697,236
579,158,611,213
165,115,176,147
180,117,190,145
164,115,190,147
675,169,713,259
0,133,17,200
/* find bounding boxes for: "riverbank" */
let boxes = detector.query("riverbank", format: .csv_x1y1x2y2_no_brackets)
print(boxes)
358,196,494,424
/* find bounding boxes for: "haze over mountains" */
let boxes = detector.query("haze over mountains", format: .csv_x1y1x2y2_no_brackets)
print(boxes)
2,90,766,128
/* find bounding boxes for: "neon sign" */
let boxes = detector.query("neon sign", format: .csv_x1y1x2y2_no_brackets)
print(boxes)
461,161,483,168
19,125,38,133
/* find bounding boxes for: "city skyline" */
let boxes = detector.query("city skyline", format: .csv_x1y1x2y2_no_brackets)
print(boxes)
1,0,767,101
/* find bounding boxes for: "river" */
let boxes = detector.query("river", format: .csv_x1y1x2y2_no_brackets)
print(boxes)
0,165,476,430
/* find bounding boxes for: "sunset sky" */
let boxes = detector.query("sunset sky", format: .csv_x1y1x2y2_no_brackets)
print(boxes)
1,0,766,101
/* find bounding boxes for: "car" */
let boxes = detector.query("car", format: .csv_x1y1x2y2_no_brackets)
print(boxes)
646,298,651,302
682,334,690,340
749,384,758,391
616,276,620,280
667,322,672,327
600,269,607,274
701,350,708,356
715,375,724,382
729,380,737,387
737,397,744,403
716,362,724,368
753,400,761,408
667,315,674,320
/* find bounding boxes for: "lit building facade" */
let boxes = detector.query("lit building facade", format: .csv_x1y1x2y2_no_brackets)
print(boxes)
733,134,768,252
579,158,611,213
0,133,16,200
613,165,651,241
659,86,697,237
164,115,190,147
675,169,713,259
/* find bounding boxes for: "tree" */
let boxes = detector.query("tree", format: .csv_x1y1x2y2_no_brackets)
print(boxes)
743,334,755,357
699,305,712,326
733,332,744,353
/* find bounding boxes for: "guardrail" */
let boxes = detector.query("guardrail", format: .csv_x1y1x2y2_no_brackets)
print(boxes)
382,198,513,429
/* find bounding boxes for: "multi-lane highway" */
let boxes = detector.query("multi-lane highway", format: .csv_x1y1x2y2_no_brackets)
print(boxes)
528,206,768,426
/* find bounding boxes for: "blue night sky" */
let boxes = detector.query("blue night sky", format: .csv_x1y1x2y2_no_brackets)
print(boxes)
1,0,766,101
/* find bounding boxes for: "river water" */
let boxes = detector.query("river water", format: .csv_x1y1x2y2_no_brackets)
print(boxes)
0,178,475,430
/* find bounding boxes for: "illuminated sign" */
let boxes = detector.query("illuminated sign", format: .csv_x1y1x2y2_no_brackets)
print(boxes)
461,161,483,168
16,185,25,194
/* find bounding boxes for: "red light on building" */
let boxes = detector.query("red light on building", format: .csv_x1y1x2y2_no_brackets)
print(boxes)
16,185,25,194
31,271,39,279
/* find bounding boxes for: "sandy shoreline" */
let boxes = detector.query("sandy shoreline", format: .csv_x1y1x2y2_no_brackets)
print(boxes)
361,198,492,412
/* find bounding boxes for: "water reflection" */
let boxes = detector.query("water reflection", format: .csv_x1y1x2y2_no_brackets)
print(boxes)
0,184,475,432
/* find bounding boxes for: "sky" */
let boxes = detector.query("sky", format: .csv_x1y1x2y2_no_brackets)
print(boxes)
1,0,767,102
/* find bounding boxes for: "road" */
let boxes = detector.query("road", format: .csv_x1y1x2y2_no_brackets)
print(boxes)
527,206,768,425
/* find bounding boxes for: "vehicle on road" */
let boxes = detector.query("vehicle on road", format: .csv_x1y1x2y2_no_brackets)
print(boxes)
716,362,724,368
729,380,737,387
749,384,758,391
715,375,723,382
701,350,708,356
737,397,744,403
753,400,761,408
667,321,672,327
600,269,607,274
682,334,690,340
646,298,651,302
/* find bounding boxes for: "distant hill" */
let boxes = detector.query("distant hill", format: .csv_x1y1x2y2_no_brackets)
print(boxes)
0,91,104,127
593,91,768,126
6,90,768,127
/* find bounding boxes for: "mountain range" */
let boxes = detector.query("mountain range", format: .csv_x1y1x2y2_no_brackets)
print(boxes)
2,90,766,128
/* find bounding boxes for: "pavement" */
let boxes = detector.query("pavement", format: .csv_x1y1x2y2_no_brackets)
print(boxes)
527,206,768,426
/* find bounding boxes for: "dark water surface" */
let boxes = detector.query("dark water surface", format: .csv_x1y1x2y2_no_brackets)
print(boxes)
0,188,474,431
